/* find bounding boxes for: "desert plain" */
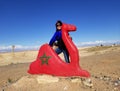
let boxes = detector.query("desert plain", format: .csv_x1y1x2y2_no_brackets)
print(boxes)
0,45,120,91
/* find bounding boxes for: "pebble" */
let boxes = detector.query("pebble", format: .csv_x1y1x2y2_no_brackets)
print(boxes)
95,75,119,86
82,78,93,88
100,77,103,80
114,82,119,86
118,77,120,81
71,78,81,83
93,75,120,88
98,75,111,81
112,80,120,88
103,76,111,81
117,80,120,84
113,87,117,91
63,86,68,90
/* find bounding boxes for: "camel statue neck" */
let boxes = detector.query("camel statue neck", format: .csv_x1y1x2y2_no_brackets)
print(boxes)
62,24,80,67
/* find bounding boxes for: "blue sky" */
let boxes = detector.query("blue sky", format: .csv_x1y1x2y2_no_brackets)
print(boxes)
0,0,120,50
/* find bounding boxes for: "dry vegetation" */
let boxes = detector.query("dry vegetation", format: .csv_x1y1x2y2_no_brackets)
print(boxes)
0,45,120,91
85,46,112,52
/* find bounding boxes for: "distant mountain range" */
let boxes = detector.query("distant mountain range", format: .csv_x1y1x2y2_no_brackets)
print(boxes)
0,40,120,53
77,40,120,47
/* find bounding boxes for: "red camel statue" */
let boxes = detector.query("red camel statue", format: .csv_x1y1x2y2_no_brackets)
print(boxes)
28,23,90,77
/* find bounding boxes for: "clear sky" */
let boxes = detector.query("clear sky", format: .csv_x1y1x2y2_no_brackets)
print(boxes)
0,0,120,50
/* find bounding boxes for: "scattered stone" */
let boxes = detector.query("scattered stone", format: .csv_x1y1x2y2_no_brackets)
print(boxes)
118,77,120,81
103,76,111,81
36,75,59,84
82,78,93,88
112,79,120,87
98,75,111,82
114,82,119,86
94,76,98,78
63,86,68,90
71,78,81,83
113,87,118,91
100,77,103,80
117,80,120,84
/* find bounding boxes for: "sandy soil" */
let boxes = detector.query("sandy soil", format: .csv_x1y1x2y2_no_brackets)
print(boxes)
0,45,120,91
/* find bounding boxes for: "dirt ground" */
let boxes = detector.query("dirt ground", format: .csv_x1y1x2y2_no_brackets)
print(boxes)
0,45,120,91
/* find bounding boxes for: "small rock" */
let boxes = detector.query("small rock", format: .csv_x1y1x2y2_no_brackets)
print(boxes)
94,76,98,79
82,78,93,88
117,80,120,84
100,77,103,80
103,77,110,81
114,82,118,86
71,78,81,83
118,77,120,81
37,75,59,84
63,86,68,90
113,87,117,91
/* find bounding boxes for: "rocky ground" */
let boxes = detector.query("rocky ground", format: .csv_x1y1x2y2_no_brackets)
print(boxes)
0,45,120,91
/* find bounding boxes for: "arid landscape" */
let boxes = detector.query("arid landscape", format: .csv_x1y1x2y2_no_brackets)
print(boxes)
0,45,120,91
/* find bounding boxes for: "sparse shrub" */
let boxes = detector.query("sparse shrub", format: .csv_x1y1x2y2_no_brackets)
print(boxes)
8,78,12,83
86,46,112,52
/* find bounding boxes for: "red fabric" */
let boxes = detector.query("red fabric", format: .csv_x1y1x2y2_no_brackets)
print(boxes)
28,23,90,77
